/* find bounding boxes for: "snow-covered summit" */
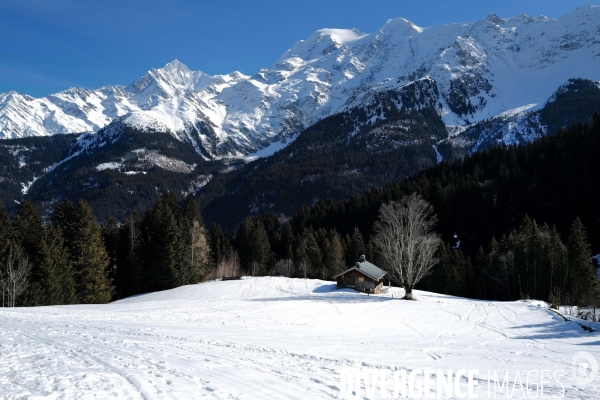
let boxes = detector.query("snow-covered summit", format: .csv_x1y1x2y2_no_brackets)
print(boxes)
276,28,368,63
1,6,599,158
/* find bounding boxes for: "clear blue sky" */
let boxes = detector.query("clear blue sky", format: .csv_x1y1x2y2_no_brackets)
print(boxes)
0,0,595,97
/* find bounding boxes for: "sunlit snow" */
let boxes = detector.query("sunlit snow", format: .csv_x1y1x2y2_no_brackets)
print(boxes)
0,277,598,399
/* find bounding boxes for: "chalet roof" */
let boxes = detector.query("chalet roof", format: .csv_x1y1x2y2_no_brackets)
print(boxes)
332,257,387,281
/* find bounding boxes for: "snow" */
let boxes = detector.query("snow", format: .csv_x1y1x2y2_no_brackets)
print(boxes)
1,7,599,160
244,139,292,161
20,178,39,195
96,161,122,171
0,277,598,399
433,145,443,164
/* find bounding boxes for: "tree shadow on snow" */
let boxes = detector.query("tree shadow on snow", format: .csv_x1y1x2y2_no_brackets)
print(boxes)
506,319,600,342
311,283,338,293
248,284,397,304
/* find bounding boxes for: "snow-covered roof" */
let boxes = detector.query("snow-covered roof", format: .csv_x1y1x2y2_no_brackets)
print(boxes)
333,258,387,281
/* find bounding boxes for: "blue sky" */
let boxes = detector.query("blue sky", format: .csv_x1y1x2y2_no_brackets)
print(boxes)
0,0,595,97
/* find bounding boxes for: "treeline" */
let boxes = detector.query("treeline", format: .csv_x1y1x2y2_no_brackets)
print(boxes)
0,199,112,306
210,209,597,306
211,213,368,282
424,216,598,305
0,192,211,306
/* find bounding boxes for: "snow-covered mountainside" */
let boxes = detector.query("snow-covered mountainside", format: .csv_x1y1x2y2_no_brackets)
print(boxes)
1,277,598,399
451,78,600,152
1,6,599,159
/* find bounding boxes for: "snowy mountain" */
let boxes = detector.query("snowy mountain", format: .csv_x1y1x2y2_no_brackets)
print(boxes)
1,6,599,159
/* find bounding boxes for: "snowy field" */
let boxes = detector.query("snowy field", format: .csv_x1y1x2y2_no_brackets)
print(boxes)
0,277,599,399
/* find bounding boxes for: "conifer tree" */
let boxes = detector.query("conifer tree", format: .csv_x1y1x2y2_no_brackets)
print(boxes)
71,200,114,303
142,192,181,291
439,244,472,297
38,226,77,305
0,202,16,307
210,223,231,268
344,227,366,266
567,218,598,305
547,226,568,301
237,217,270,275
322,229,345,280
0,201,14,260
52,198,77,248
301,228,321,278
13,201,45,305
279,223,295,260
13,201,44,263
117,211,142,298
101,217,120,285
178,197,210,285
237,217,253,271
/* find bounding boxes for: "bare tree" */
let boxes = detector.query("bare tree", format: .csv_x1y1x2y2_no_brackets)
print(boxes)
0,247,31,307
0,266,6,307
190,220,210,280
296,237,311,279
250,261,260,277
275,259,294,277
372,193,441,300
216,250,241,279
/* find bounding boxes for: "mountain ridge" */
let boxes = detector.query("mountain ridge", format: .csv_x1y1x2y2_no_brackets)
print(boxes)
1,6,599,159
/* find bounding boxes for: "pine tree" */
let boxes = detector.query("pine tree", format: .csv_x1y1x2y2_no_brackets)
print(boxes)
0,201,14,260
71,200,114,303
13,201,44,263
567,218,598,305
178,197,210,285
344,227,366,266
0,202,16,307
237,217,254,272
142,193,181,291
13,201,45,305
322,230,345,280
252,219,271,276
101,217,120,286
117,211,143,298
547,225,568,302
210,223,231,268
279,223,295,260
302,228,321,278
52,198,77,248
38,226,77,305
237,217,271,275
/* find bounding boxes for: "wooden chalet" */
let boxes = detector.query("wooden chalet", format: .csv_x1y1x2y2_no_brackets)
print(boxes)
333,255,387,294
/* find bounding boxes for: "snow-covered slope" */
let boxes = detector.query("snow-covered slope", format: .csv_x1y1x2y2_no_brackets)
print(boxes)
1,7,599,159
0,277,598,399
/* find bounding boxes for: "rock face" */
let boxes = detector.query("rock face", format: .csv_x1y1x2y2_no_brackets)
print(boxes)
1,7,599,159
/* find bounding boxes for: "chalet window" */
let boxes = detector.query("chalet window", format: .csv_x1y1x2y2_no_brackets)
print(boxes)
358,277,364,283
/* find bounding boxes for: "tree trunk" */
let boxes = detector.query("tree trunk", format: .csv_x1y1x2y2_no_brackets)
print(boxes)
403,285,416,300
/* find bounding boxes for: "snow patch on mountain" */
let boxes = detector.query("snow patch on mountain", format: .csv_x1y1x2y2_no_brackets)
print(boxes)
131,148,196,173
96,162,121,171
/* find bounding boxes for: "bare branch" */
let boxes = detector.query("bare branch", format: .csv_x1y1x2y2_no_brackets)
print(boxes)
372,193,441,300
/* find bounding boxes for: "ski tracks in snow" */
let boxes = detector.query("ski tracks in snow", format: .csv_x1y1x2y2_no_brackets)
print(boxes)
1,278,599,399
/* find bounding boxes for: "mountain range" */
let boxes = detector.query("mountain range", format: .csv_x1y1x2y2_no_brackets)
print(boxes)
1,6,599,226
